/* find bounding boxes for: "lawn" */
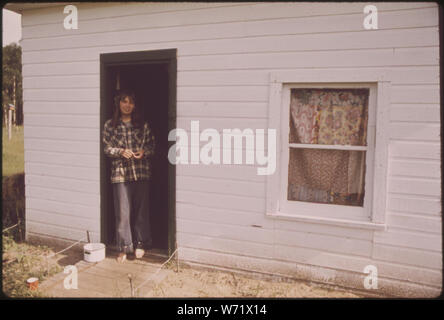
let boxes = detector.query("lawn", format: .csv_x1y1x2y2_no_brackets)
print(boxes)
2,125,24,178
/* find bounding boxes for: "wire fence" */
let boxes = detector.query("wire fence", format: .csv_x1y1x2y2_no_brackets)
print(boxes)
2,222,20,233
4,227,181,297
133,247,178,296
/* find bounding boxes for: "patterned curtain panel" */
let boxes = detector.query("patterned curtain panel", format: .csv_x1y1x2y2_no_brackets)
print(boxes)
287,88,369,206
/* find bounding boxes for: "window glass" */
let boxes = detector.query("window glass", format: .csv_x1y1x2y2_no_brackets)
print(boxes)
289,88,369,146
287,88,369,207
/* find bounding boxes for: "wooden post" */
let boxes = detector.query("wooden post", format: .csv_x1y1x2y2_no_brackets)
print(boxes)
175,241,179,273
12,76,16,129
128,273,134,297
3,104,7,128
8,107,12,140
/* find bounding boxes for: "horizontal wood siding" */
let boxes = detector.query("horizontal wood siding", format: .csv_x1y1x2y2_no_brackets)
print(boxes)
21,2,441,295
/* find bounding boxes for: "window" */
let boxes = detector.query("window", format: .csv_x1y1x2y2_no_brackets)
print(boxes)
280,84,376,221
266,71,389,229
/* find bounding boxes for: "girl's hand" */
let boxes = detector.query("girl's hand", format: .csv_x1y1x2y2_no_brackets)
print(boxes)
132,149,144,159
121,149,134,159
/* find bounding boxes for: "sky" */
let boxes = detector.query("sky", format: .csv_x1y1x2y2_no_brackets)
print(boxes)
2,9,22,47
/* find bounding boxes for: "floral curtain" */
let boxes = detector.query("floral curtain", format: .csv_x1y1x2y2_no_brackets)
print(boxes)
287,88,369,206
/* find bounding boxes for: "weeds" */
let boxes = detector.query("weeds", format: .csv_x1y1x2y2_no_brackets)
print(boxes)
2,234,63,298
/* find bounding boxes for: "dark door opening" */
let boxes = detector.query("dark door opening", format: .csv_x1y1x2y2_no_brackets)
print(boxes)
100,49,177,256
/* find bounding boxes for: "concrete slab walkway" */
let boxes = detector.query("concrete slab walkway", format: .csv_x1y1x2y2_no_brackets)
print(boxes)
39,251,171,298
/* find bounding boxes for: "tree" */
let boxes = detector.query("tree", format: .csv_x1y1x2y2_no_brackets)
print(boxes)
2,43,23,126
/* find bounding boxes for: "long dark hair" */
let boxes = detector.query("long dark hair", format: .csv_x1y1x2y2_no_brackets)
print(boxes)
111,89,144,129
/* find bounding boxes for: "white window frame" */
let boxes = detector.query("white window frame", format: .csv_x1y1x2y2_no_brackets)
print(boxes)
266,70,390,230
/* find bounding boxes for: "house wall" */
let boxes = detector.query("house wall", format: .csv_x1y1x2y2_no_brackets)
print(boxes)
20,2,441,297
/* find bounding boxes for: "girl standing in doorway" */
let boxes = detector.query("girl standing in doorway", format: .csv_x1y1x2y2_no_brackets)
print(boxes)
103,90,156,263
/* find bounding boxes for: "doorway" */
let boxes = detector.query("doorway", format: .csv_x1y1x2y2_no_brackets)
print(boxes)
100,49,177,256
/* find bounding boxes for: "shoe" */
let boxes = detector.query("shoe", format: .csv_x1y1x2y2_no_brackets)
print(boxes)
117,253,127,263
135,248,145,259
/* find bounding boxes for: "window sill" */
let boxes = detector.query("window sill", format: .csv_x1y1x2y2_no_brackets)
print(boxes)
266,211,386,231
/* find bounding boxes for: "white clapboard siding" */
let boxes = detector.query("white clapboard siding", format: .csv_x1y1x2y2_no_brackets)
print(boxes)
21,4,437,41
177,190,264,214
25,114,99,128
389,159,441,179
390,141,440,160
388,195,441,216
177,67,439,87
22,2,435,27
275,242,441,288
24,88,99,101
27,209,100,233
24,101,99,114
178,48,438,71
19,2,441,296
373,244,442,270
386,212,442,234
178,218,274,245
177,176,265,198
390,123,440,141
391,85,440,104
275,230,373,257
26,197,100,221
25,174,99,195
176,203,275,229
25,138,99,154
177,116,268,131
273,220,374,241
376,263,442,289
23,74,99,89
274,243,373,273
179,246,442,291
27,221,99,243
22,27,439,65
178,86,268,102
388,177,441,197
25,126,98,141
374,229,442,252
177,164,266,183
23,48,439,76
390,105,440,123
23,61,99,77
25,162,100,181
26,185,100,207
20,2,254,27
178,102,268,119
177,232,275,260
25,150,99,167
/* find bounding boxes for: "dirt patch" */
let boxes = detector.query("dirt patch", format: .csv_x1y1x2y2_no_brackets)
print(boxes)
147,264,362,298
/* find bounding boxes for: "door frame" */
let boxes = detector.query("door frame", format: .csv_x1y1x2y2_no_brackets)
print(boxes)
99,48,177,256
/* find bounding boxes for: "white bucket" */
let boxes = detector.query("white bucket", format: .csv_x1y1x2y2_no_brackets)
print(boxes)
83,243,105,263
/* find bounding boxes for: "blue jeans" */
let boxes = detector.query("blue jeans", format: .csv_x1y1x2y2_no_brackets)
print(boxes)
112,180,152,253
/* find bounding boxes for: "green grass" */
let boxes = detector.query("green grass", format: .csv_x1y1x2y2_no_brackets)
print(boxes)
2,125,24,178
2,125,55,297
2,233,63,298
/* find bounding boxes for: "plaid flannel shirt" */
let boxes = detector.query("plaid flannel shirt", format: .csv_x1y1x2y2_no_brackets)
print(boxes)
103,118,156,183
